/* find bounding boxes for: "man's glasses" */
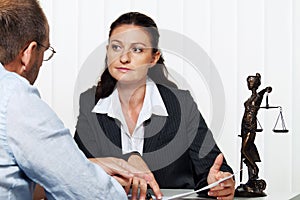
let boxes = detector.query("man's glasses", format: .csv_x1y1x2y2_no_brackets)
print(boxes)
37,42,56,61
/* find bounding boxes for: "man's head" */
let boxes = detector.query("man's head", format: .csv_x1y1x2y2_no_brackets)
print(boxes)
0,0,49,84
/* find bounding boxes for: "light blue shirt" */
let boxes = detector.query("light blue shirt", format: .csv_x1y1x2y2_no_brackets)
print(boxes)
0,64,127,200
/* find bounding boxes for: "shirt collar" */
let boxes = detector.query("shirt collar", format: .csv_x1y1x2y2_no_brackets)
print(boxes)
92,77,168,120
0,63,6,76
0,63,4,74
0,63,30,85
144,78,168,116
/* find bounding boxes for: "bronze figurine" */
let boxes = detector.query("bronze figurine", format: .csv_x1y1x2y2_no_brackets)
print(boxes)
235,73,271,197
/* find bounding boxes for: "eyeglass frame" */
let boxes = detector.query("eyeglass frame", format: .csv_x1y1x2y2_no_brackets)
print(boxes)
36,42,56,61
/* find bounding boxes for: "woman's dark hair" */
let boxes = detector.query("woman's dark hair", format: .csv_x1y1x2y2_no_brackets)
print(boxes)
95,12,177,102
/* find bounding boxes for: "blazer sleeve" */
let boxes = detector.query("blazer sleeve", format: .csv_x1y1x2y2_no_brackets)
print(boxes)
181,90,233,195
74,87,98,158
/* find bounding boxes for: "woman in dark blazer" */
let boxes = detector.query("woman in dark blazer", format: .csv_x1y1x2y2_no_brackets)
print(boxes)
74,12,235,199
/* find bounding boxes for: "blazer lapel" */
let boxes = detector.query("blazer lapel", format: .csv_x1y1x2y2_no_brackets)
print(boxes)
96,114,122,148
144,85,181,153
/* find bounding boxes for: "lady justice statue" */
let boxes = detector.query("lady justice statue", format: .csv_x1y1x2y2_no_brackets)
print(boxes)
235,73,272,197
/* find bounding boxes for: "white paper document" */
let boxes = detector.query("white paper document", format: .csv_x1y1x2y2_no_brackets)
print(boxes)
166,172,236,199
128,170,240,200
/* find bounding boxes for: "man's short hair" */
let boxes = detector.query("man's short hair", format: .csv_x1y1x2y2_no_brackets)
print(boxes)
0,0,48,65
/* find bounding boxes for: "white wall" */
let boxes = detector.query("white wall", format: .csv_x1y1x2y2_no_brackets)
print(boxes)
37,0,300,197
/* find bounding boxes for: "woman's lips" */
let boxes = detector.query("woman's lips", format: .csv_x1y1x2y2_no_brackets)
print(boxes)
116,67,131,73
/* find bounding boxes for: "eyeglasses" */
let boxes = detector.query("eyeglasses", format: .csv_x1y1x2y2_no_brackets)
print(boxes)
37,42,56,61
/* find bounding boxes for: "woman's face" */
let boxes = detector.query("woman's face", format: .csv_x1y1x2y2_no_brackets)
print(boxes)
106,24,160,85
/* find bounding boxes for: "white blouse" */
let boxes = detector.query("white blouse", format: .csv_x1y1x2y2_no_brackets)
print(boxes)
92,77,168,155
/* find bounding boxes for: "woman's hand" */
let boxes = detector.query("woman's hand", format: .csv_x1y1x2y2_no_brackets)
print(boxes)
207,154,235,200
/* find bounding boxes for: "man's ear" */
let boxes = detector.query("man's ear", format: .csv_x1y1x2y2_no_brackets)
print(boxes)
150,51,161,67
20,41,38,71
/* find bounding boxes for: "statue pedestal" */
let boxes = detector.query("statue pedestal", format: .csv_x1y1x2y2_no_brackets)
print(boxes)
235,179,267,197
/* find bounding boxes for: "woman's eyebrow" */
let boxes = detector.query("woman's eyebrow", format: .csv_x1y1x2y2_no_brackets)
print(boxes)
110,40,148,48
131,42,147,47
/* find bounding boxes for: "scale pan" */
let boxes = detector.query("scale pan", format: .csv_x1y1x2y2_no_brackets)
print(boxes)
273,129,289,133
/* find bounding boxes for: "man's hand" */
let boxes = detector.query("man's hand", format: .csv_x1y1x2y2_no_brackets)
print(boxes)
207,154,235,200
127,154,162,200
